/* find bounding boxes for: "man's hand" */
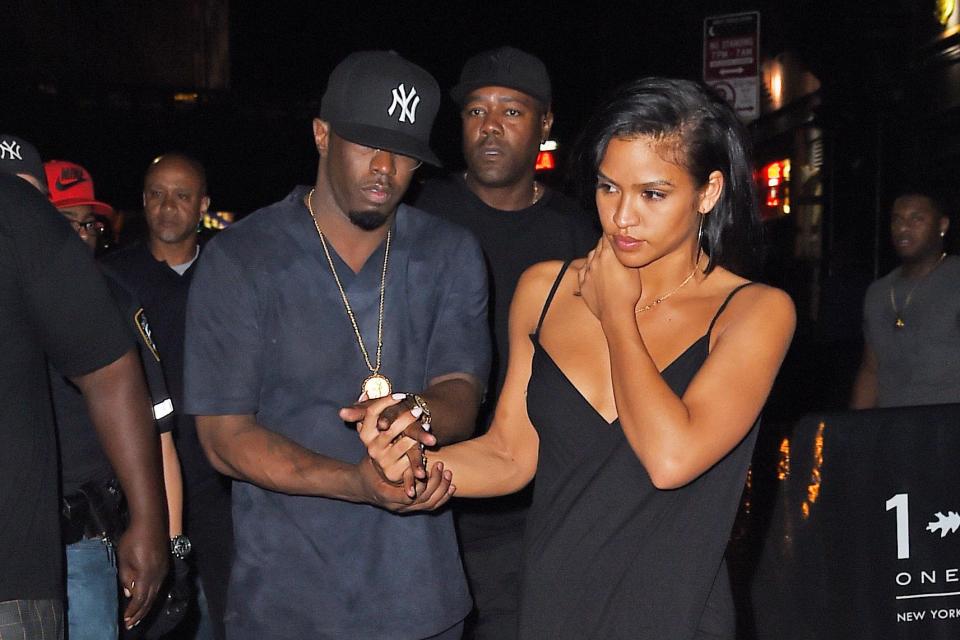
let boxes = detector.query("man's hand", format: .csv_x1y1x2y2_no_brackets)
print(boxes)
354,456,455,513
341,393,436,486
117,518,169,629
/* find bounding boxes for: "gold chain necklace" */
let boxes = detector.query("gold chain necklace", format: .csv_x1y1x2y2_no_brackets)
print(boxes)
635,265,699,314
305,188,393,398
463,172,542,205
889,252,947,329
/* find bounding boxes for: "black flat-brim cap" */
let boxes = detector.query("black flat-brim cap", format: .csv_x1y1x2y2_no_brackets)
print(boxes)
450,46,551,109
320,51,442,167
0,134,44,185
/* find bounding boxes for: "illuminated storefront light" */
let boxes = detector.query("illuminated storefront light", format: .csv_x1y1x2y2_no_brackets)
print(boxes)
759,159,791,219
203,210,235,230
536,139,559,172
801,421,826,520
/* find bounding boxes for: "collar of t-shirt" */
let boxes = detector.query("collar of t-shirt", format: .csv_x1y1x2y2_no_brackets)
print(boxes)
169,245,200,275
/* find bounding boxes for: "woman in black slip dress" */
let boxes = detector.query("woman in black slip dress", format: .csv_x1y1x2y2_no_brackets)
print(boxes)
358,78,796,639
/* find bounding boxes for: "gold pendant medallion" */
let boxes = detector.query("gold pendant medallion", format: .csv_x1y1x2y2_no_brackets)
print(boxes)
362,374,392,400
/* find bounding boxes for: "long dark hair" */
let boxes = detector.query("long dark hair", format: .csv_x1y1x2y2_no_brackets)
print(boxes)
572,77,760,275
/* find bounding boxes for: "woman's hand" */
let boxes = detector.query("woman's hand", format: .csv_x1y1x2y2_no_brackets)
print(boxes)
577,235,643,323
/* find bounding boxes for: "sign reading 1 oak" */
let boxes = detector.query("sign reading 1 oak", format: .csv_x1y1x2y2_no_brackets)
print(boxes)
887,492,960,625
703,11,760,123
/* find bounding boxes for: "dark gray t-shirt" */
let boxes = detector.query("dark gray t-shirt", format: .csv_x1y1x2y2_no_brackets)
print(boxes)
862,255,960,407
184,187,489,639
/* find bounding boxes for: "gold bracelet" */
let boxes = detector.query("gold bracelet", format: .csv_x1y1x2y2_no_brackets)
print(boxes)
408,394,431,471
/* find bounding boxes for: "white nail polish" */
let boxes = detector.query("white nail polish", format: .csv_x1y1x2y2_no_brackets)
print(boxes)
391,392,407,400
410,406,423,418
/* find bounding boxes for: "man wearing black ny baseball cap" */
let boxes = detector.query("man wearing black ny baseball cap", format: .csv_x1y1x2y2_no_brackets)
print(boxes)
183,50,489,639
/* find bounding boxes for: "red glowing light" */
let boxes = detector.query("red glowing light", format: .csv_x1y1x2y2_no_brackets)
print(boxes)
535,151,555,171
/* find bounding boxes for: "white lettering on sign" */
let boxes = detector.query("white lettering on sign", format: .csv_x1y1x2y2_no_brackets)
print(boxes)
887,493,911,560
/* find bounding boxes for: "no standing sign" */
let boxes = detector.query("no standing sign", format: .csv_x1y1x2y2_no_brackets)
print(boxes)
703,12,760,123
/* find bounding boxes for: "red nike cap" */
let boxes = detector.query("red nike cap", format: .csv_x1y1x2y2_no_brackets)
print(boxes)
43,160,114,217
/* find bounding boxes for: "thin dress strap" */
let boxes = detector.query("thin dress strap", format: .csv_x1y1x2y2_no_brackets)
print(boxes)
707,282,757,337
534,261,573,338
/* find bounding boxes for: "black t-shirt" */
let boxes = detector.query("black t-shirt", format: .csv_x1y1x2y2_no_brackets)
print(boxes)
101,242,224,501
0,174,131,600
54,271,174,497
413,174,599,540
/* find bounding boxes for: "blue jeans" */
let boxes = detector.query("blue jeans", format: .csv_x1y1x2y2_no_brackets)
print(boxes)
66,538,118,640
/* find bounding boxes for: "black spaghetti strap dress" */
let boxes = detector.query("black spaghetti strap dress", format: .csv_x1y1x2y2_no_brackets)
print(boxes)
518,261,758,640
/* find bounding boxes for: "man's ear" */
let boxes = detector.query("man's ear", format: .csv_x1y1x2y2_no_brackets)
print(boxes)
313,119,331,155
540,110,554,144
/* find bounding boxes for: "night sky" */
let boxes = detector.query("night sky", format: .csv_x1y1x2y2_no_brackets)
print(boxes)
4,1,910,215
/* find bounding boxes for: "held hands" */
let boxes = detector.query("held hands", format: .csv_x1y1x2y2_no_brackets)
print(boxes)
355,456,454,513
340,393,453,512
577,236,643,323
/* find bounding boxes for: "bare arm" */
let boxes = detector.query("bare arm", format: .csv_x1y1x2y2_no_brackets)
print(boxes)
576,236,795,489
72,349,168,629
849,342,879,409
160,433,183,537
602,285,795,489
196,413,453,510
358,263,553,497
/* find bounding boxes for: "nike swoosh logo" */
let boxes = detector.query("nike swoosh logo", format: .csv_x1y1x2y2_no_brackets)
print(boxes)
56,177,87,190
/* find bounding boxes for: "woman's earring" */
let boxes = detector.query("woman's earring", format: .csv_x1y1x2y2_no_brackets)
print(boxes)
695,214,705,267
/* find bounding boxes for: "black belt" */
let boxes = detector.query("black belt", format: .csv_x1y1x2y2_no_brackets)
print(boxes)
61,478,127,545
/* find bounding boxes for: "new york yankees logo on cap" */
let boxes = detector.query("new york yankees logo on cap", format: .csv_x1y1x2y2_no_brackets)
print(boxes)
320,51,441,167
388,84,420,124
0,134,45,186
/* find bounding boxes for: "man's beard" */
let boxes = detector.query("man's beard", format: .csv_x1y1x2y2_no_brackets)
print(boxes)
348,210,391,231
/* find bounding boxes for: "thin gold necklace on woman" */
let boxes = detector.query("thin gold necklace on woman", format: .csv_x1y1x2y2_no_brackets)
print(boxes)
305,188,393,399
890,252,947,329
635,263,700,314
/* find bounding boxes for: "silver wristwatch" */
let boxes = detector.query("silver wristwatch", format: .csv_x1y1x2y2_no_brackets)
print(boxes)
170,534,192,560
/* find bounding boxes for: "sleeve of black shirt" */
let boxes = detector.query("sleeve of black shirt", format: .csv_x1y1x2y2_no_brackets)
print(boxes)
4,176,132,377
104,271,175,434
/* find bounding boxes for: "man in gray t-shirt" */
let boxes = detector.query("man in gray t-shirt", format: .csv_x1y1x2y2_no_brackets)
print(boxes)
851,189,960,408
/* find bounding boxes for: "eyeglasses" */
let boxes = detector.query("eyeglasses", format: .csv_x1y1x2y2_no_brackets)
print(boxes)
360,147,423,173
70,219,106,235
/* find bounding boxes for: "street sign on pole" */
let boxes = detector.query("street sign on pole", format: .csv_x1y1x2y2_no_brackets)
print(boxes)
704,11,760,123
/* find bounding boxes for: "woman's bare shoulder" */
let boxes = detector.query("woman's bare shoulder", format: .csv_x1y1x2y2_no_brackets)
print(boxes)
517,259,572,295
509,260,574,329
710,274,796,341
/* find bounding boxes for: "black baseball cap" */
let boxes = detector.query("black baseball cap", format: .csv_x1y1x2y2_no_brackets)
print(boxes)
320,50,442,167
450,46,552,108
0,134,44,187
